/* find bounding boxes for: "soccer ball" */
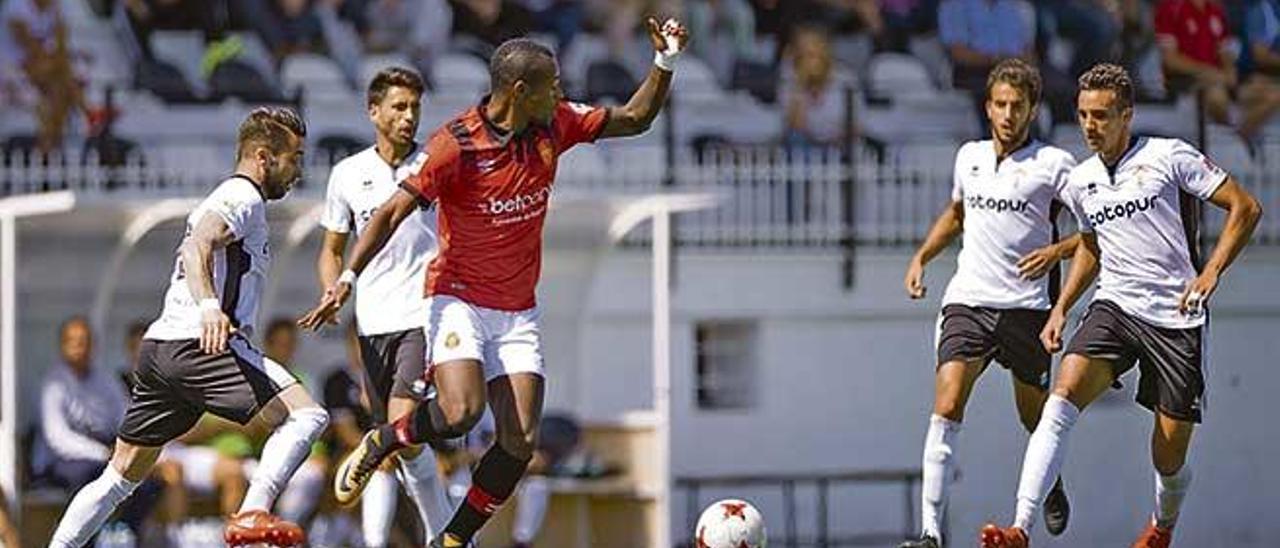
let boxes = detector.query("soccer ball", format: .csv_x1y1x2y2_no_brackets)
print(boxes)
693,499,767,548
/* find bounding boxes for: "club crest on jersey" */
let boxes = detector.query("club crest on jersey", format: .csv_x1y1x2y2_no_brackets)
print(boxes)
537,140,554,166
444,332,460,349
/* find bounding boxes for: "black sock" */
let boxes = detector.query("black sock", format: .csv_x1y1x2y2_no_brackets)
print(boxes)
444,444,530,541
391,398,463,446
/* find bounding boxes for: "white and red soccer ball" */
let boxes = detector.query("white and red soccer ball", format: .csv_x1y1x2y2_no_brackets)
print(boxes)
694,499,767,548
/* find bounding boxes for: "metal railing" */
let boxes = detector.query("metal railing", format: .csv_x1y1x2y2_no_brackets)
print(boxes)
676,469,932,547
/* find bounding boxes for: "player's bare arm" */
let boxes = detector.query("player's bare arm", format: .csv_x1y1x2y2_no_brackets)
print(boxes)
905,200,965,299
299,189,419,329
1041,232,1101,352
1017,233,1081,280
1179,176,1263,314
180,212,239,354
316,229,350,290
599,17,688,138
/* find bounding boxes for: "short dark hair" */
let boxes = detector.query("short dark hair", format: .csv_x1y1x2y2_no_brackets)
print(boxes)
1078,63,1134,110
489,38,556,91
986,58,1041,106
236,106,307,160
59,315,90,338
367,66,425,107
266,317,296,341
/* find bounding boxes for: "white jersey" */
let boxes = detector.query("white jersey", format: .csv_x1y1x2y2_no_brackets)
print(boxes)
1061,137,1226,329
146,176,271,340
942,139,1077,310
321,144,438,336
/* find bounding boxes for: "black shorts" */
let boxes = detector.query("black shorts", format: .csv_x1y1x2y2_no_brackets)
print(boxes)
118,337,298,447
358,328,429,423
936,304,1052,389
1065,300,1206,423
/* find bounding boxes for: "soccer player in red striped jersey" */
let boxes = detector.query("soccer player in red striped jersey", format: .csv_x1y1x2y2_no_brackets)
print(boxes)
300,17,689,548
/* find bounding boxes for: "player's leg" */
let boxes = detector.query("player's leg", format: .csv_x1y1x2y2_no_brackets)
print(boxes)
438,373,544,546
386,329,455,541
436,304,546,547
906,305,994,547
511,469,551,548
49,441,164,547
355,332,403,547
337,298,491,505
51,339,199,547
1131,320,1204,546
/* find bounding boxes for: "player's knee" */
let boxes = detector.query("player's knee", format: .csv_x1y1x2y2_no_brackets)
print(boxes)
1153,451,1187,476
289,405,329,437
438,393,486,433
932,395,965,422
497,427,540,462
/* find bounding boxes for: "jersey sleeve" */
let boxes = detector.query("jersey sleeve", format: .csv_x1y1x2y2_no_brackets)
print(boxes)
398,129,461,206
320,165,353,233
552,100,610,153
1154,2,1179,50
203,181,259,240
1168,139,1228,200
1052,151,1078,199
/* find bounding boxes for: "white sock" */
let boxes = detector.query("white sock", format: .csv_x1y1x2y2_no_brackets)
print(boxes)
239,406,328,514
1154,467,1192,529
398,449,454,541
361,470,399,548
49,465,141,548
276,459,326,523
513,475,551,543
1013,395,1079,531
920,414,961,539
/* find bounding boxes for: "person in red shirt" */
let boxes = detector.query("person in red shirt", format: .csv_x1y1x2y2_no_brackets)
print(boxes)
1155,0,1280,139
300,17,689,548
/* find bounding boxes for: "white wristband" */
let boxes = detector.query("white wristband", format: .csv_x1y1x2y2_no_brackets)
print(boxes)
654,50,678,72
338,269,357,285
199,298,221,312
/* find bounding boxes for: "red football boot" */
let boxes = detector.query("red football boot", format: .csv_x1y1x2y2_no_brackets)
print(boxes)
224,509,306,547
980,523,1030,548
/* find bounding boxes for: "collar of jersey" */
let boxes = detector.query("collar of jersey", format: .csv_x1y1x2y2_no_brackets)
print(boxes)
1101,135,1144,179
230,173,267,201
476,95,548,144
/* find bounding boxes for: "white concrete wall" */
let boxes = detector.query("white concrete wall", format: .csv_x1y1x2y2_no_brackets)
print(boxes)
12,209,1280,546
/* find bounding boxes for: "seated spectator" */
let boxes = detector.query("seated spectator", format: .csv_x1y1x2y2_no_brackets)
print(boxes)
1157,0,1280,139
779,25,857,147
586,0,683,58
749,0,884,61
233,0,327,62
938,0,1034,92
516,0,584,50
356,0,453,82
0,0,93,153
450,0,535,55
1033,0,1122,76
117,0,230,63
878,0,939,52
687,0,758,83
31,317,160,535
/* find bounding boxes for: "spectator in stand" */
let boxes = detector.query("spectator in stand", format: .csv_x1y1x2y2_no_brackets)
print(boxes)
1156,0,1280,139
516,0,584,50
687,0,758,83
33,317,162,536
117,0,230,62
450,0,534,55
780,25,856,147
938,0,1035,93
233,0,327,62
749,0,884,61
0,0,95,153
1033,0,1122,76
878,0,939,52
586,0,682,58
355,0,453,82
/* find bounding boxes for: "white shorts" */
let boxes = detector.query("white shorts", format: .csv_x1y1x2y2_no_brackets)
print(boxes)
425,294,545,382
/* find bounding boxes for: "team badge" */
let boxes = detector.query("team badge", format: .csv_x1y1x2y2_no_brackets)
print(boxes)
537,140,555,166
444,332,460,349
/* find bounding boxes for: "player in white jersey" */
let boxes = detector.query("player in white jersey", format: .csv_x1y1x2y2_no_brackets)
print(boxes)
900,59,1079,548
314,66,453,546
980,64,1262,548
49,107,330,548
